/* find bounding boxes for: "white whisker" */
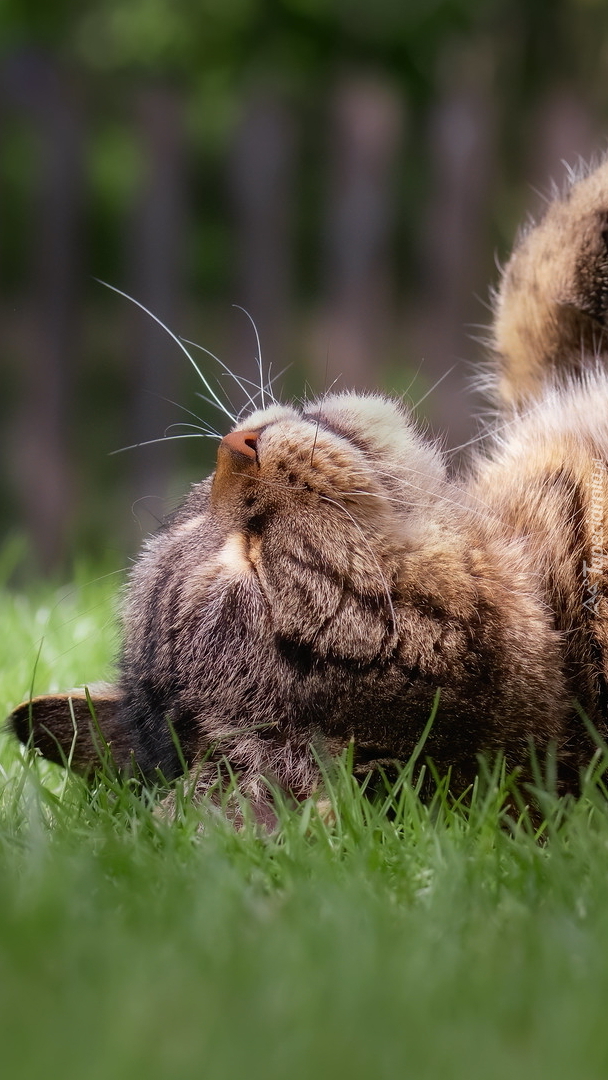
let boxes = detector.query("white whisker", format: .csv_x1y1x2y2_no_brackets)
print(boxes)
398,358,426,401
109,433,220,456
194,391,241,418
181,337,257,412
264,361,292,397
412,364,457,409
446,397,547,457
95,280,236,423
266,361,277,405
372,468,521,535
165,422,221,437
373,461,505,519
310,344,334,466
144,390,222,436
233,304,266,410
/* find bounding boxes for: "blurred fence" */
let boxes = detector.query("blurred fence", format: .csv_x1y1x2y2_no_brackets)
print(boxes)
0,32,603,572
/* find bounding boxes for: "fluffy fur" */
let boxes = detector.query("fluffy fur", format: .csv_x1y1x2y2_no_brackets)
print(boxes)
11,158,608,810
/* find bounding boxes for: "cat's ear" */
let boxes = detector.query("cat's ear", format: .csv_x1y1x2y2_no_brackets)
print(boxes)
9,686,132,774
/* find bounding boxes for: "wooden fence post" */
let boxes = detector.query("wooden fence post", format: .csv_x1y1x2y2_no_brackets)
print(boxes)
3,51,82,571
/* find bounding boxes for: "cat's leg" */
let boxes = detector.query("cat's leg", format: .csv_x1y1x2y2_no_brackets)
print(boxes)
492,158,608,409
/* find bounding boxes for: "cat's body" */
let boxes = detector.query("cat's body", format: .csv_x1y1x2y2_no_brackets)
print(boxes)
12,158,608,809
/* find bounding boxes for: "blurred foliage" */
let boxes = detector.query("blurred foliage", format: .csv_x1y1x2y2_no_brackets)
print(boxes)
1,0,608,571
1,0,605,94
0,0,605,297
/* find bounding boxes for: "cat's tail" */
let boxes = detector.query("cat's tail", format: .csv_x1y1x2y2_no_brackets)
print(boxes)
491,157,608,410
9,686,136,776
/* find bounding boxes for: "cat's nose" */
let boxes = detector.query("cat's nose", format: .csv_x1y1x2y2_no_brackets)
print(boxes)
213,429,260,502
220,430,259,461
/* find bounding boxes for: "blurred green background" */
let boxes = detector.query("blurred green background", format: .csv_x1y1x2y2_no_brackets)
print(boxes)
1,0,607,574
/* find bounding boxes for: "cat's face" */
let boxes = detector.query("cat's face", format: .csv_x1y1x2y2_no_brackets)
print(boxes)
137,393,445,666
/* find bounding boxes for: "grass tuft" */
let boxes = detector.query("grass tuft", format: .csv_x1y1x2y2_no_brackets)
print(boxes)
3,564,608,1079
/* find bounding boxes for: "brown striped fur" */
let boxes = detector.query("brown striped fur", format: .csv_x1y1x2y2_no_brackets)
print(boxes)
11,157,608,811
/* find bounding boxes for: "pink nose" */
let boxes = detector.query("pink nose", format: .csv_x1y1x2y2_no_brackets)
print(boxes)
220,429,259,461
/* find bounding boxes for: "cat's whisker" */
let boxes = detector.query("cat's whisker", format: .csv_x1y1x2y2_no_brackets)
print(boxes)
221,364,290,415
446,397,548,458
165,422,221,438
300,377,341,416
265,361,277,405
412,364,457,409
95,280,236,423
195,390,243,418
144,390,223,436
310,419,321,468
264,361,292,399
131,495,165,528
182,337,258,413
238,473,307,498
233,304,266,411
183,337,287,416
40,567,130,630
339,483,474,521
374,461,510,521
109,433,220,456
306,369,342,468
310,347,334,467
445,423,499,457
400,484,518,538
371,468,520,533
313,367,328,468
218,361,291,402
397,358,426,402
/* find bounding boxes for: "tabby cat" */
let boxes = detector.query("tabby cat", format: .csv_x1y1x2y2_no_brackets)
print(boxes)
11,157,608,813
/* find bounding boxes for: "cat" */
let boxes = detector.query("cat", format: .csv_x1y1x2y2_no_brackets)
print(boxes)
10,156,608,814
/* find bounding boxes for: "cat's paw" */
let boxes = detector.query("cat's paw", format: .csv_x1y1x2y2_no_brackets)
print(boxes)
493,158,608,408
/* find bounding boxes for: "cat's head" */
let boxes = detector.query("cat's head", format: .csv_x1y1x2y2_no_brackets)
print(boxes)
11,392,446,782
125,392,446,671
208,391,444,638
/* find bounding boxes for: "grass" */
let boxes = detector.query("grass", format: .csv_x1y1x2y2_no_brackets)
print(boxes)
3,563,608,1079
